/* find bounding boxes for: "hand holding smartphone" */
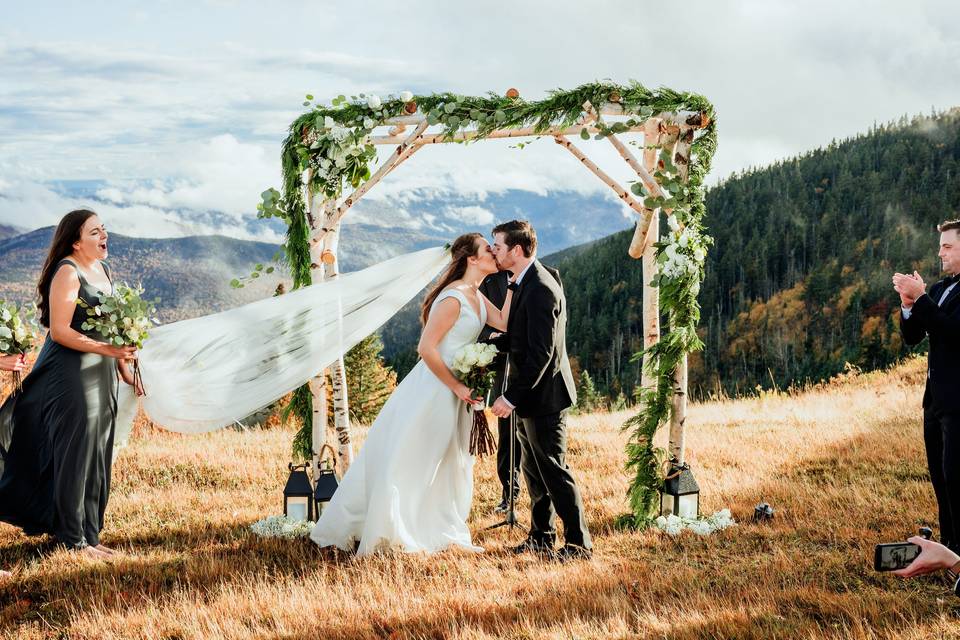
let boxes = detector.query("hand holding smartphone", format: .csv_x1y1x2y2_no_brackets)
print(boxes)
874,542,922,571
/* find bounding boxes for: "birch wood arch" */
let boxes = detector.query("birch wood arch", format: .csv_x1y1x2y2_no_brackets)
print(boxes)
261,82,717,524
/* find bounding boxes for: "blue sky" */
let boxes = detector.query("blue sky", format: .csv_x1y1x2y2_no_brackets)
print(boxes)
2,0,958,238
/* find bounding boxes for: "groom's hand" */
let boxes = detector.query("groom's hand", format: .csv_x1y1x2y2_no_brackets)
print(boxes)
491,396,513,418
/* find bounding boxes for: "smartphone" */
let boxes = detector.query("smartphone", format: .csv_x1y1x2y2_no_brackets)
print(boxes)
874,542,921,571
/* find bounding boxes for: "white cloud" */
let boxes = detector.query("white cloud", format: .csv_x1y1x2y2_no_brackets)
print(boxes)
444,205,495,226
1,0,959,235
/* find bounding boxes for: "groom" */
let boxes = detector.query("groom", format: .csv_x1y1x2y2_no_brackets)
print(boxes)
489,220,592,561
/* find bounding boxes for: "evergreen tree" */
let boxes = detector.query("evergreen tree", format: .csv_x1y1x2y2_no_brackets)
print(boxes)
577,370,603,414
342,334,397,424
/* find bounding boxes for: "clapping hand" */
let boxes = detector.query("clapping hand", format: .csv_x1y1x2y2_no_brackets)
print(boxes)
892,271,925,306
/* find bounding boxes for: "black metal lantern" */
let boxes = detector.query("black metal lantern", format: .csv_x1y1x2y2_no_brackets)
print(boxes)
284,462,315,522
753,501,774,522
660,461,700,518
313,444,339,515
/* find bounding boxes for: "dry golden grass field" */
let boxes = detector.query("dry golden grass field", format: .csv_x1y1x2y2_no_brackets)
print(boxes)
2,356,959,639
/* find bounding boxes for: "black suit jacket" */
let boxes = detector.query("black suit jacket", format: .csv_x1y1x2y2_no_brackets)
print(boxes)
900,276,960,413
502,261,577,418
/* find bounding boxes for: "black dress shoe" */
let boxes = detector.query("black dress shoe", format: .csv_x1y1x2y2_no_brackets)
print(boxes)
553,544,593,562
512,537,554,555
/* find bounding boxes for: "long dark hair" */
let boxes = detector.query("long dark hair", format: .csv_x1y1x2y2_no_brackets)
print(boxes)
421,233,483,326
37,209,98,327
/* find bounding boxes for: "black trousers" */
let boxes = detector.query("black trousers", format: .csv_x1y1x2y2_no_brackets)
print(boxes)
923,407,960,547
497,415,522,503
516,410,591,548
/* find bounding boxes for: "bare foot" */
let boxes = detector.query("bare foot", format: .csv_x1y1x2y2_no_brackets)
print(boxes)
94,544,119,555
78,546,113,561
0,569,12,582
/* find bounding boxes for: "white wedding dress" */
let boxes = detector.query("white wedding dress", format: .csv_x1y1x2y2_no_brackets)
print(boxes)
310,288,485,555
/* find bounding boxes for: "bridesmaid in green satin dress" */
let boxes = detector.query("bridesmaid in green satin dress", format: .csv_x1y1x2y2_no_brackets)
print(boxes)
0,210,143,561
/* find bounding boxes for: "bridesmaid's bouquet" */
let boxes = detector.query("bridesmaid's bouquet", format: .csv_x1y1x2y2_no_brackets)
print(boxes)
76,283,158,394
452,342,499,456
0,301,38,392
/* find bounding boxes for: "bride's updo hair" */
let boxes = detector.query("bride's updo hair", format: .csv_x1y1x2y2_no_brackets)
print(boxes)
421,233,484,326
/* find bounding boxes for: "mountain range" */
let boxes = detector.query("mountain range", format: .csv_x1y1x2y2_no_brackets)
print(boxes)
0,189,632,322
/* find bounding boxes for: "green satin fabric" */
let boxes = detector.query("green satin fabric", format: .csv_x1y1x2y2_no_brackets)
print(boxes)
0,259,118,547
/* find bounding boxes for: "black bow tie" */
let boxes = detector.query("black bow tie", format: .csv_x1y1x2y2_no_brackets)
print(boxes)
946,273,960,286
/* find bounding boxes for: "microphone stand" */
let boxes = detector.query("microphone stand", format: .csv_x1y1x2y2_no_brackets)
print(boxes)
487,357,521,531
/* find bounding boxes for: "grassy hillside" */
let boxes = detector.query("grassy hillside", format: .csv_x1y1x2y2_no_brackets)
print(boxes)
0,357,952,639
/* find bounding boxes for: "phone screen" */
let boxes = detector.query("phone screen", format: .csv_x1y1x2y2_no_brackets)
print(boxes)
874,542,921,571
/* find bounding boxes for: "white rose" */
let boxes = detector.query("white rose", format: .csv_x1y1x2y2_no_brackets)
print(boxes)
324,116,335,129
363,118,375,129
667,215,680,232
366,95,382,110
400,90,413,102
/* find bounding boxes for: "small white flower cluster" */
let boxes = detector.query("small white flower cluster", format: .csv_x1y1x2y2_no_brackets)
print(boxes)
310,90,412,186
0,301,35,355
77,283,157,349
661,215,707,288
452,342,498,375
654,509,735,536
250,514,315,539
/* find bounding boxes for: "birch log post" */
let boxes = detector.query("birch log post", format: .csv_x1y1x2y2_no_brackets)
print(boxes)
668,128,694,465
334,120,429,222
371,122,634,146
639,121,661,393
306,182,330,478
551,135,649,218
321,222,355,469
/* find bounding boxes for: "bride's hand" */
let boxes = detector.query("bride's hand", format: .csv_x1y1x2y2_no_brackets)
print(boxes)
119,361,145,396
453,383,481,406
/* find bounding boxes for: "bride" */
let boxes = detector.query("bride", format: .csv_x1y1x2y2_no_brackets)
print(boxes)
310,233,512,555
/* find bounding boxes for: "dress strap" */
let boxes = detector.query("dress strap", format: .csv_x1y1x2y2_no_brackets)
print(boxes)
56,259,86,283
434,288,466,308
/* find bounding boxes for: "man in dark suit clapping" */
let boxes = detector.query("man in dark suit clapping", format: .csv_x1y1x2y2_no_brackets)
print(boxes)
895,219,960,551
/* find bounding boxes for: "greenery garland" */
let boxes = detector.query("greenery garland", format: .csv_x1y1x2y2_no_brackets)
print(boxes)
259,82,717,516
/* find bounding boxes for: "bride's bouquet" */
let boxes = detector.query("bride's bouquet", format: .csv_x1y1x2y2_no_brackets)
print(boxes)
0,301,38,392
452,342,499,456
76,283,158,394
